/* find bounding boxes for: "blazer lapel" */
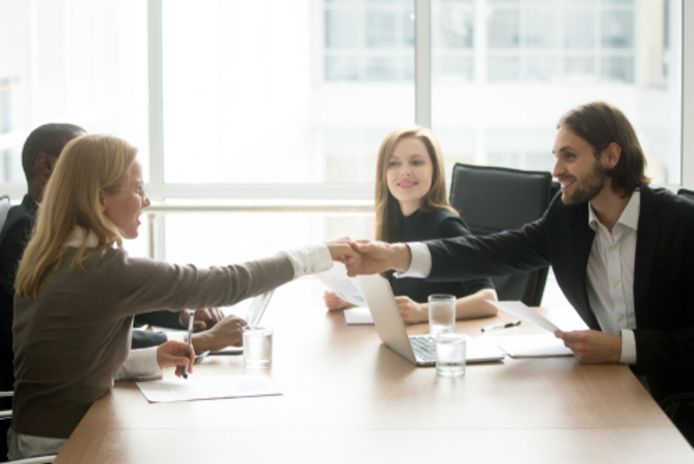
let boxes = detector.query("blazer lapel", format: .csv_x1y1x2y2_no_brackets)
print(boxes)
634,188,660,324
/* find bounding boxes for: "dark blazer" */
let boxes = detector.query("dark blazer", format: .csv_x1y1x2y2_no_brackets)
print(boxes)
427,186,694,401
0,195,37,392
0,195,166,392
388,207,494,303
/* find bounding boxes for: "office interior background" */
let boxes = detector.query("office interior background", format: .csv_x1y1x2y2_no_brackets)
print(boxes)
0,0,691,308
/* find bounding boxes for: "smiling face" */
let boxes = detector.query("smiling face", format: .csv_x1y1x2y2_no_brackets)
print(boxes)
552,125,610,205
385,136,434,215
101,161,150,239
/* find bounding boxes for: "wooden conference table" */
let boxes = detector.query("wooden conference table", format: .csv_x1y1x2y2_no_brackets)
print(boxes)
55,280,693,463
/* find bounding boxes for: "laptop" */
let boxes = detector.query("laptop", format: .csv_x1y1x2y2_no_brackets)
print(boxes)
246,289,274,328
210,290,274,355
356,274,505,366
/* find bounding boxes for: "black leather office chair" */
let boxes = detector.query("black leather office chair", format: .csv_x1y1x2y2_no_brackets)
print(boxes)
449,163,555,306
677,188,694,202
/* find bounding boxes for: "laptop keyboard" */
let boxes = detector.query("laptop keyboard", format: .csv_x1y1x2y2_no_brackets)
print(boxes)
410,336,436,362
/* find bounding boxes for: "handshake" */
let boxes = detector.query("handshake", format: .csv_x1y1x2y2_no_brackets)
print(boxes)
326,239,413,277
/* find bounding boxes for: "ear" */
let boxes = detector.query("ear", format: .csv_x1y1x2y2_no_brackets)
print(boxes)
600,142,621,169
35,152,56,179
98,189,108,213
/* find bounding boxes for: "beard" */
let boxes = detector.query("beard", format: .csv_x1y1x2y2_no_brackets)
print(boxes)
559,162,608,205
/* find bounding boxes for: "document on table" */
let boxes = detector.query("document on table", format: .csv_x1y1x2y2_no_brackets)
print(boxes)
315,262,367,307
488,300,561,333
492,334,573,358
136,374,282,403
343,306,374,325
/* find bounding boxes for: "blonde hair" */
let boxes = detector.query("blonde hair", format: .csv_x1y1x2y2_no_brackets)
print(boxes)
375,127,454,242
15,134,138,298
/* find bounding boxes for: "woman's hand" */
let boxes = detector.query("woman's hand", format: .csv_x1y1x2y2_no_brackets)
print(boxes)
156,340,195,378
394,296,427,325
323,291,350,311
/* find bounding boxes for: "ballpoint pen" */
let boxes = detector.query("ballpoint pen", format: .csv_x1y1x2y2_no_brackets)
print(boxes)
480,320,522,333
183,310,194,379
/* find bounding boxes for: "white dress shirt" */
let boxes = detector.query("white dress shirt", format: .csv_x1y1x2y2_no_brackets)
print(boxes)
586,191,640,364
400,191,642,365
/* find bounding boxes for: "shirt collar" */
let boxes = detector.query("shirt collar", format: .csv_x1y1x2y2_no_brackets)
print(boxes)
588,189,640,232
64,226,100,248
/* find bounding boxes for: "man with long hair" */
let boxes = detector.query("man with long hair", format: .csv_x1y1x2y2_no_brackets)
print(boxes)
349,101,694,443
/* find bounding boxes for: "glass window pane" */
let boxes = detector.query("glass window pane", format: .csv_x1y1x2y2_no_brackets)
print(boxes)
524,9,558,48
0,0,148,187
563,10,595,48
433,0,681,185
367,10,397,47
488,9,519,48
601,10,634,48
163,0,414,184
325,9,360,48
601,55,634,82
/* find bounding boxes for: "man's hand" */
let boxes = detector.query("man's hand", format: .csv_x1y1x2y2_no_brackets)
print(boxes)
156,340,195,378
323,291,350,311
395,296,427,325
191,315,247,352
555,329,622,364
179,307,225,331
345,241,411,277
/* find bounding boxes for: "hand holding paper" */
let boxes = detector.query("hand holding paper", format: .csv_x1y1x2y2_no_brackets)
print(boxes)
316,262,367,307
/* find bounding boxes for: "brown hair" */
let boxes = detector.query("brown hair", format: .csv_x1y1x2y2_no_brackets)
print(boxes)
558,101,650,195
374,127,455,242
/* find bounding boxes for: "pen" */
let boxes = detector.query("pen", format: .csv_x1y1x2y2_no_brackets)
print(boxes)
183,310,194,379
481,320,522,332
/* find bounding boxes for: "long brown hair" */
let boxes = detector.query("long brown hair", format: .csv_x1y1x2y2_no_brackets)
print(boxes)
15,135,137,298
375,127,455,242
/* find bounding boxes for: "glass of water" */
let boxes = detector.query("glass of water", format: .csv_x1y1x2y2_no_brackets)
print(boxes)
435,332,466,377
243,327,273,369
428,294,456,337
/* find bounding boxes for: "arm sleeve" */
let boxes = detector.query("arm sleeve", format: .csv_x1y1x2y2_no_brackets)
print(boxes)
427,217,551,282
438,217,495,292
134,310,183,329
103,250,297,319
0,217,31,296
130,329,168,349
114,347,160,380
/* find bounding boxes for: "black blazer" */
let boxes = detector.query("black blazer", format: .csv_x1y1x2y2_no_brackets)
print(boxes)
427,186,694,401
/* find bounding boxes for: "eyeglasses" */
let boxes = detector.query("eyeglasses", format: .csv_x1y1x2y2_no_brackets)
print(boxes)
118,181,147,199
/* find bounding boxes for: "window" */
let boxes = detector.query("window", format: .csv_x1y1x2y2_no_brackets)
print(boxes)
0,0,149,185
432,0,682,185
161,0,414,186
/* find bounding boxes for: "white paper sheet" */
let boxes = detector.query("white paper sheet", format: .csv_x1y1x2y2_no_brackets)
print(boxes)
487,300,562,333
493,334,573,358
343,306,374,325
136,374,281,403
315,262,367,307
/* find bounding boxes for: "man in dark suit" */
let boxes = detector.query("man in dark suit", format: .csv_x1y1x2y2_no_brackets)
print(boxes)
1,124,239,396
349,101,694,442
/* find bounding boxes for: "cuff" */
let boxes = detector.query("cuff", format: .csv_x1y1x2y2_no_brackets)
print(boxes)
619,329,637,364
115,347,161,380
394,242,431,278
282,245,333,278
167,332,187,342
